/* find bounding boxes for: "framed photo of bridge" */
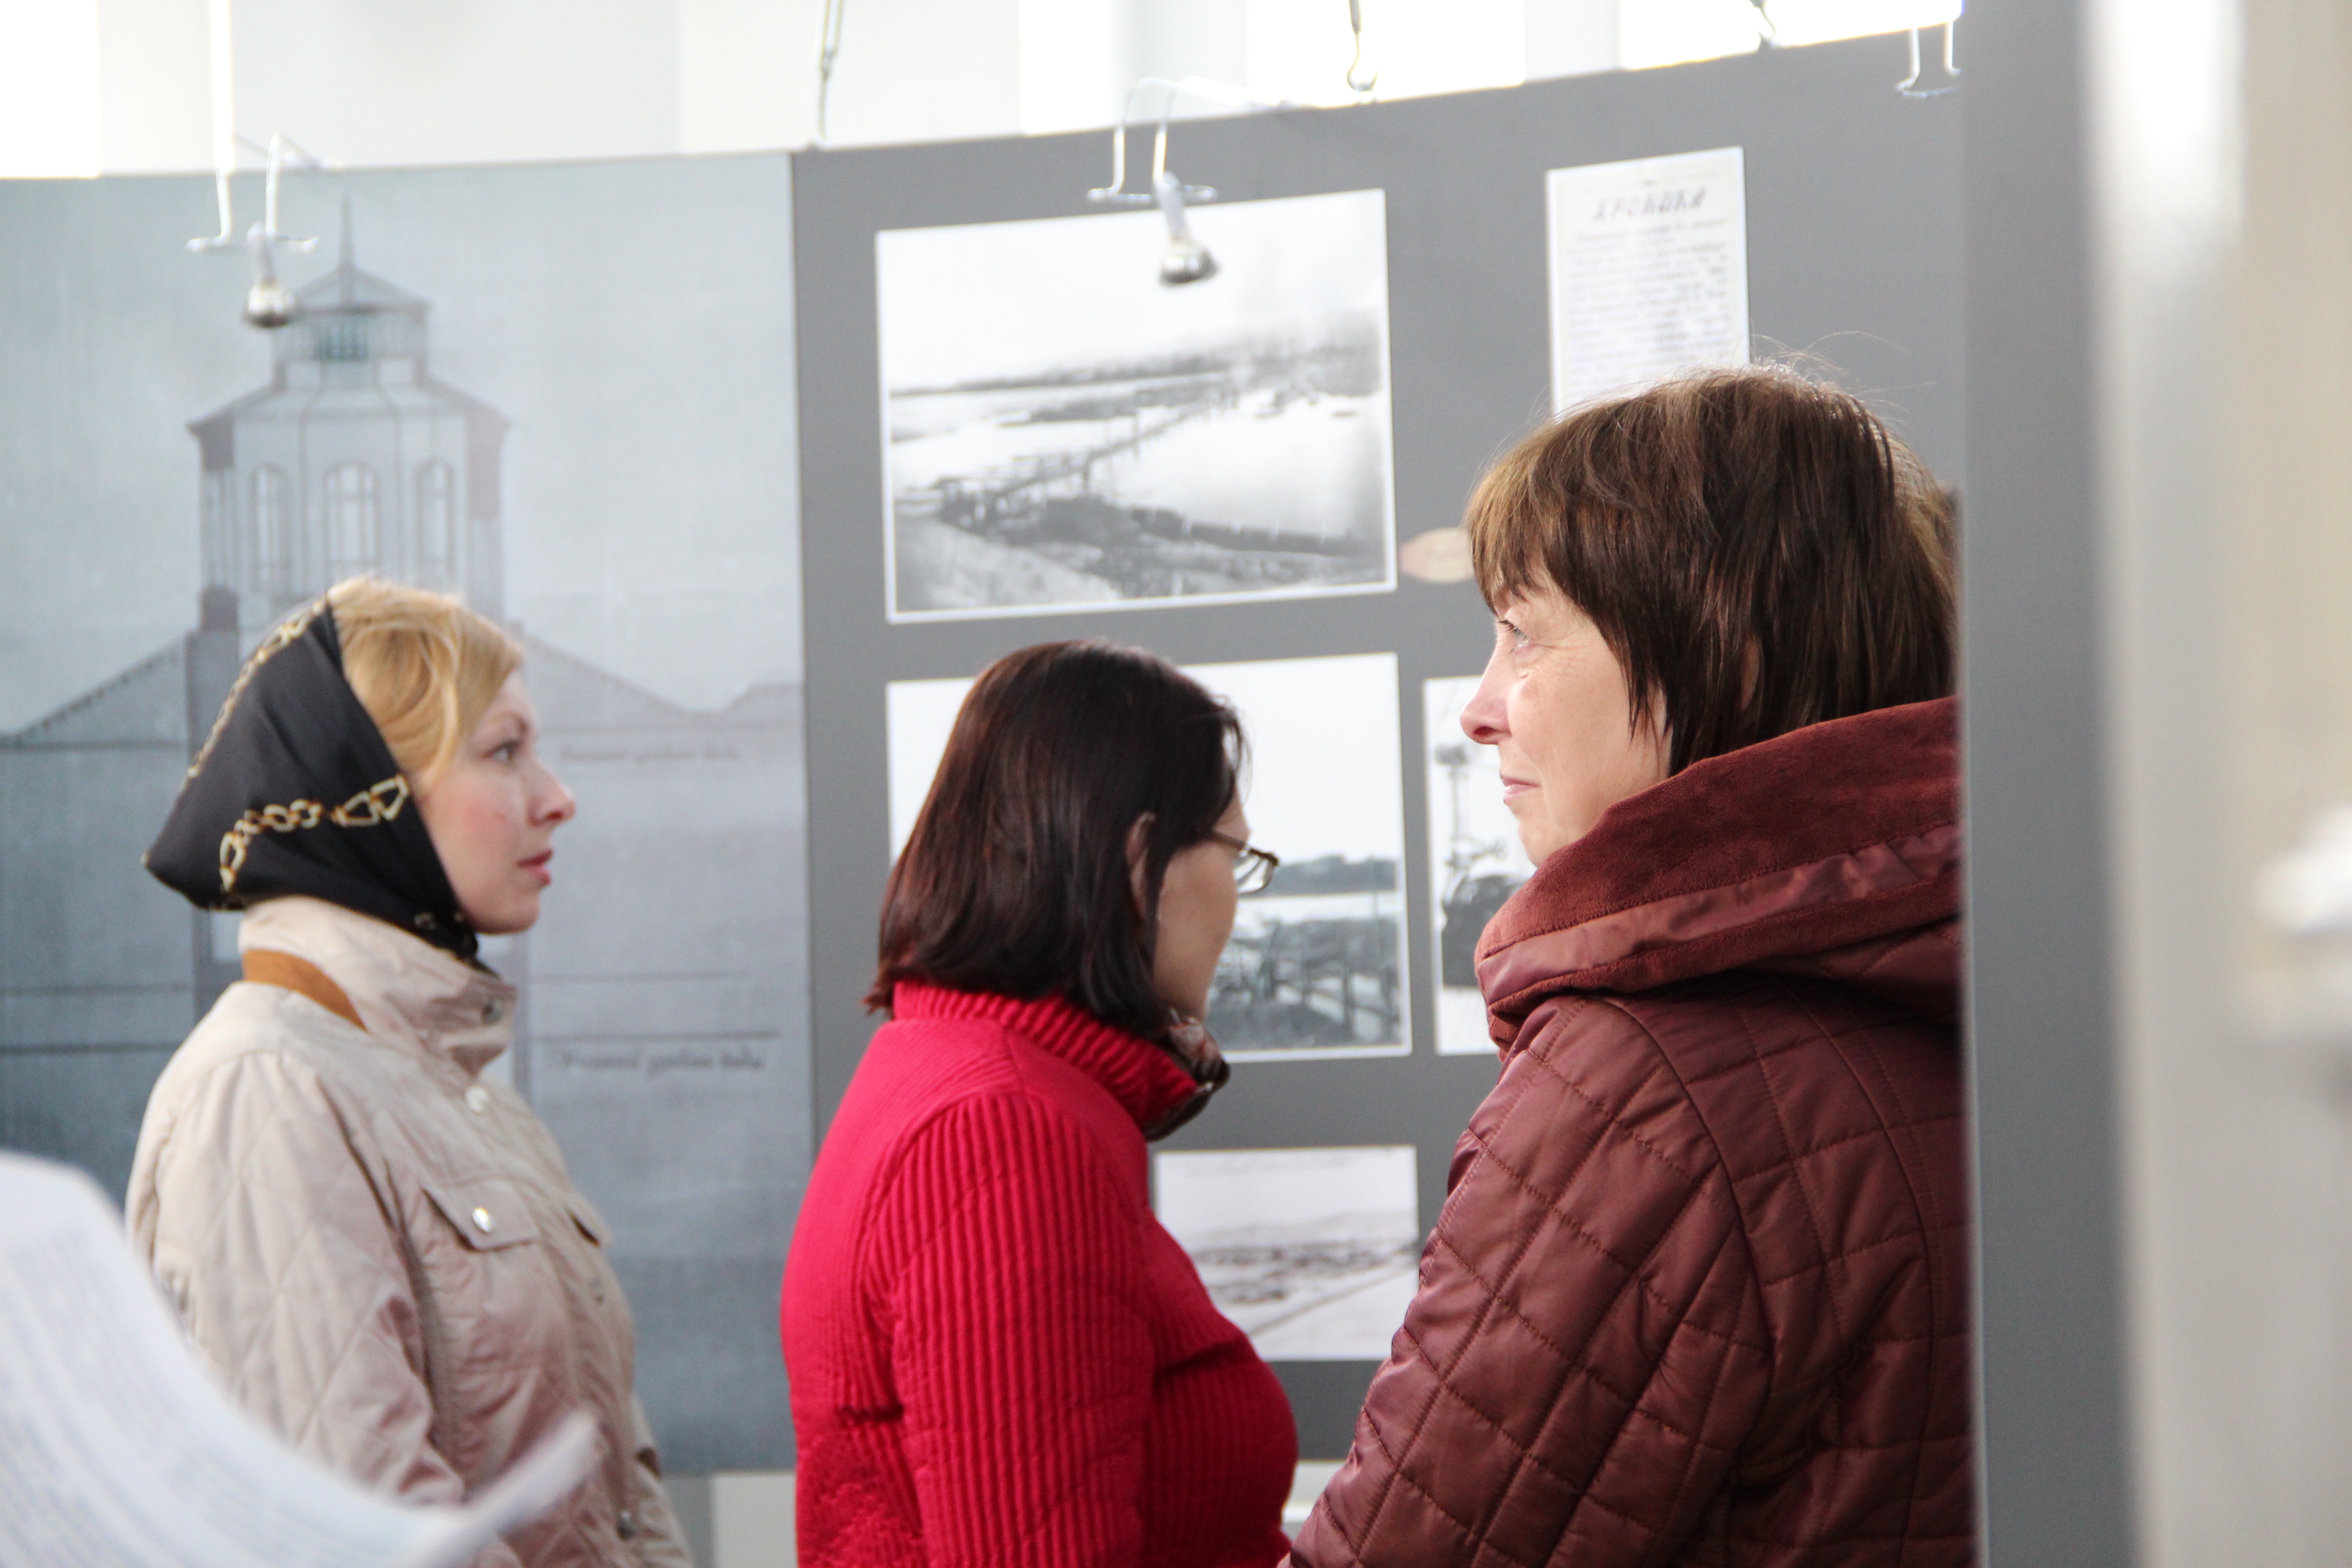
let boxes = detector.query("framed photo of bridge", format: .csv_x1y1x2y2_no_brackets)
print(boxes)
884,652,1411,1061
872,189,1399,622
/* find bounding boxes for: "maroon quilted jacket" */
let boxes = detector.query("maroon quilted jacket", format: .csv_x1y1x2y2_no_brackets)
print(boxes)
1292,698,1972,1567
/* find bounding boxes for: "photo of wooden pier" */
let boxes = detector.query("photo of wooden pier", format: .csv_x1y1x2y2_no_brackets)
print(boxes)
877,191,1396,621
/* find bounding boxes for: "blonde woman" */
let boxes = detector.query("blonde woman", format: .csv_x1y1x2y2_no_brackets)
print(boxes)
131,578,689,1568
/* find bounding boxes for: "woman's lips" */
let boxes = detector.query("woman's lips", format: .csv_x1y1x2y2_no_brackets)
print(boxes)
520,849,553,886
1500,776,1536,802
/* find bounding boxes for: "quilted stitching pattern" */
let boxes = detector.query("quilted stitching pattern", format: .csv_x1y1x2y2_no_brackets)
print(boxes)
1294,968,1971,1568
127,901,693,1568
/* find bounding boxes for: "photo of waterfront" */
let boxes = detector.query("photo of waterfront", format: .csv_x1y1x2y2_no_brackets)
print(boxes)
875,191,1396,621
1154,1144,1420,1360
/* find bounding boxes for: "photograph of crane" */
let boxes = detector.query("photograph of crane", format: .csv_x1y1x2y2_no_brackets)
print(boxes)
1422,676,1537,1056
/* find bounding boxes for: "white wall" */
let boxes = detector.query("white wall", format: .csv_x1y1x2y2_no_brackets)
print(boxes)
233,0,683,167
55,0,1024,178
5,0,1973,176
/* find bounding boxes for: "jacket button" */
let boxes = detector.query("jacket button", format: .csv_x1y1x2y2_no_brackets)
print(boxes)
481,998,502,1024
471,1207,495,1235
465,1085,491,1114
616,1511,638,1540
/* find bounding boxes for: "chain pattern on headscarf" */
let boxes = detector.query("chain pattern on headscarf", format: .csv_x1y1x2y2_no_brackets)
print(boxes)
185,600,325,781
217,774,412,893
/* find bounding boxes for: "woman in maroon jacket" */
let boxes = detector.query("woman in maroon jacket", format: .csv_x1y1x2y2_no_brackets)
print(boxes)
783,641,1296,1568
1292,367,1972,1567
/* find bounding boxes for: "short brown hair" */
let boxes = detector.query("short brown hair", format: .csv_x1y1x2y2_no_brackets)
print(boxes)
329,576,523,787
870,641,1244,1040
1467,364,1956,772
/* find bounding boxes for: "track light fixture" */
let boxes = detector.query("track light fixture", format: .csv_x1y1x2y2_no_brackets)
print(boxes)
1088,77,1279,287
187,133,330,329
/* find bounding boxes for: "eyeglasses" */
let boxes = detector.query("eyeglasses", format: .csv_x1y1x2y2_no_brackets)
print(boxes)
1207,830,1281,896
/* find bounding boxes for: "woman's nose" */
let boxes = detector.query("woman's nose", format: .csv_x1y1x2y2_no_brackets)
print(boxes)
1460,659,1509,745
534,765,578,826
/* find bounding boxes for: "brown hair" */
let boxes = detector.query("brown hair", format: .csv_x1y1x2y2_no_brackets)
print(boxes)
1467,364,1957,772
328,576,523,786
870,640,1244,1039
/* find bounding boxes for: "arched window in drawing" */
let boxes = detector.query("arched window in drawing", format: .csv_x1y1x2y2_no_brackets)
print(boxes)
325,462,380,581
250,466,292,595
414,459,456,589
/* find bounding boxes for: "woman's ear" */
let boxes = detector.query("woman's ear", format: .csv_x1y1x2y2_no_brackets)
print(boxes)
1126,813,1156,919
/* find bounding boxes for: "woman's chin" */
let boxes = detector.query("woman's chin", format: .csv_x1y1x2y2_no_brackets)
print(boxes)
463,894,542,938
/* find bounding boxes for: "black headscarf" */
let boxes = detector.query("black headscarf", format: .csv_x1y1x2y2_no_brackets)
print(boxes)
144,598,477,960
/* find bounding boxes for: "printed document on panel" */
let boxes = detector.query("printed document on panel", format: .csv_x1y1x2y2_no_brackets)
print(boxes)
0,1152,594,1568
1546,146,1750,410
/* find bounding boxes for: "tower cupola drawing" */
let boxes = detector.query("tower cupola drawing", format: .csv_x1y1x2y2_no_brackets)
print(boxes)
189,210,510,644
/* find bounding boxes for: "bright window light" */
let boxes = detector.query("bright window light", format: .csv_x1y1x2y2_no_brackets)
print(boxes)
1021,0,1121,133
1620,0,1960,71
0,0,103,178
1247,0,1526,108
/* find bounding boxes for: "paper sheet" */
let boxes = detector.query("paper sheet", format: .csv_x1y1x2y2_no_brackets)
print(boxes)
0,1152,595,1568
1546,146,1750,410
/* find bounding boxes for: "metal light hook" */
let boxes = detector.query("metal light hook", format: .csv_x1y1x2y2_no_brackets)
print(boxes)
1896,19,1961,97
187,133,327,255
1088,77,1271,207
1346,0,1378,94
813,0,847,146
1748,0,1781,50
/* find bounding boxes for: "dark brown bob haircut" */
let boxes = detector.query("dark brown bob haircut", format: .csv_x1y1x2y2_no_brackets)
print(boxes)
869,640,1244,1041
1468,363,1957,774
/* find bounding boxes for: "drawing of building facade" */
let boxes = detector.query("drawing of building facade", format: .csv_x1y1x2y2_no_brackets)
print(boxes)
0,235,808,1467
190,217,508,643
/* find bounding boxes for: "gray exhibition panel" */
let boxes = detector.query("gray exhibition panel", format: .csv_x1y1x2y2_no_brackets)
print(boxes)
794,36,1961,1456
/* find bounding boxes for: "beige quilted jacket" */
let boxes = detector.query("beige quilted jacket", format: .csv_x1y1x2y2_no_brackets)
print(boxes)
127,896,692,1568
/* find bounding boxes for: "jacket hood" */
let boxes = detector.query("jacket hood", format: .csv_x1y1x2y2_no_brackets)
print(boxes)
1475,697,1961,1046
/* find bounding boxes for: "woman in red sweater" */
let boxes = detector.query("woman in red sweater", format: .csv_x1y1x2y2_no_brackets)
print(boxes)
781,640,1297,1568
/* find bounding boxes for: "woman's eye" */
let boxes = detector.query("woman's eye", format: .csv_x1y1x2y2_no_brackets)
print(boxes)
491,740,521,762
1500,619,1530,649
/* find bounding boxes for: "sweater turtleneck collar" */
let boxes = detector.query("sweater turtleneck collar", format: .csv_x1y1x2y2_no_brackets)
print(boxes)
890,982,1216,1140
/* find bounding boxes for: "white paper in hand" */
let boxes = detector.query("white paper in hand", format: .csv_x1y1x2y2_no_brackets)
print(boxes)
0,1151,597,1568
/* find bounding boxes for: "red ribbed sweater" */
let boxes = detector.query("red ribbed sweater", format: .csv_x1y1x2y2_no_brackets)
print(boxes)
781,983,1296,1568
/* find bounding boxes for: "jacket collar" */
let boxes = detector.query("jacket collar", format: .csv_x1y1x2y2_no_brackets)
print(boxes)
239,896,517,1077
1477,697,1962,1046
891,982,1201,1135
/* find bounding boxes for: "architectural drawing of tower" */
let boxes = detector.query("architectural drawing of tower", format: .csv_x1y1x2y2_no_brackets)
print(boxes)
1,206,809,1469
188,212,509,646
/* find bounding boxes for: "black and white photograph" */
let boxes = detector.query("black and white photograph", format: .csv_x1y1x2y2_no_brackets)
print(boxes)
884,675,977,857
1424,676,1536,1056
1194,655,1409,1060
876,189,1397,622
0,161,811,1472
887,653,1411,1060
1152,1144,1419,1361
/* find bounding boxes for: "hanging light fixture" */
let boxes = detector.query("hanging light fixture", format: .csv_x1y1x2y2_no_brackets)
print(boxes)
185,3,333,329
1088,77,1279,287
1152,171,1218,286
